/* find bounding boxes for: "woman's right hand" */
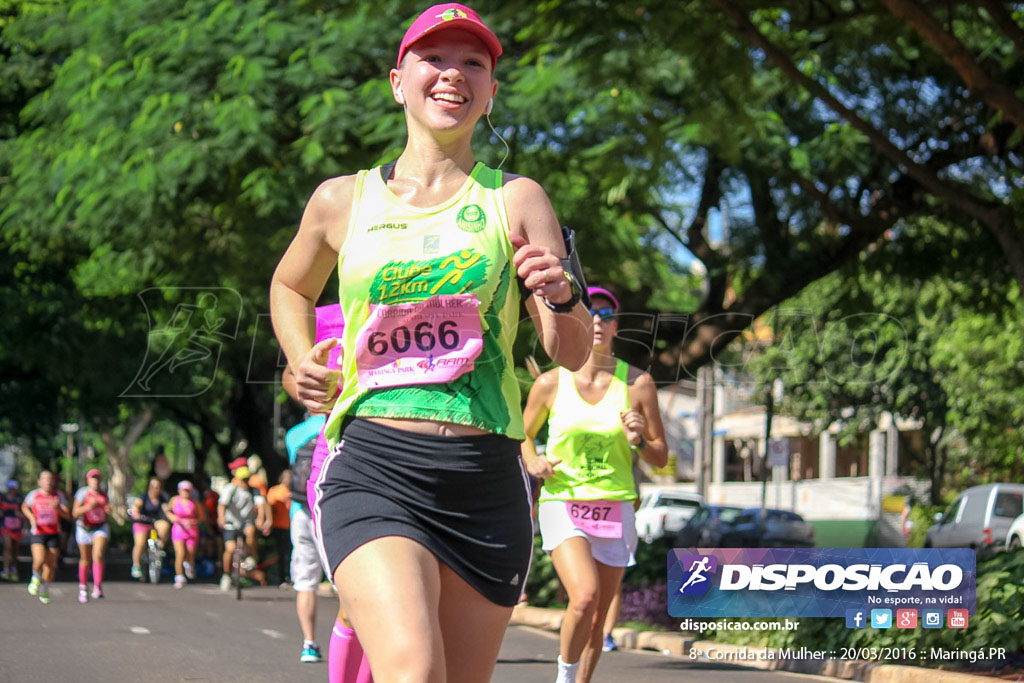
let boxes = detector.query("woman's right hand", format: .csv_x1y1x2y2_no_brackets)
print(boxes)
523,452,561,479
293,338,342,414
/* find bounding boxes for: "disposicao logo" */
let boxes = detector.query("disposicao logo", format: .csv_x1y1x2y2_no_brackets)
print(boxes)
668,548,975,619
677,555,718,596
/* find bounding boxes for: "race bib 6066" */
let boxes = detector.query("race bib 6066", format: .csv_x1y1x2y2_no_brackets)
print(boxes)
355,294,483,389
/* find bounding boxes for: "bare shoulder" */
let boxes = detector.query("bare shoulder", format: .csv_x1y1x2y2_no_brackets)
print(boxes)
306,174,358,216
501,172,547,203
625,365,655,390
532,368,560,392
303,174,359,250
501,173,557,241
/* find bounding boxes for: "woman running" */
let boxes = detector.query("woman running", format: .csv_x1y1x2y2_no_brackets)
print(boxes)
269,4,592,680
1,479,25,581
130,477,171,579
72,468,112,603
23,471,71,604
521,287,668,683
166,480,205,588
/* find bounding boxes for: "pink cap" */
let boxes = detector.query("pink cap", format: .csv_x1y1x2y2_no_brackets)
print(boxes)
397,4,502,69
177,480,194,490
86,468,102,479
587,287,620,311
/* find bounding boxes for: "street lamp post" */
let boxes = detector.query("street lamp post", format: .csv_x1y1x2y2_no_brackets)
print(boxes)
60,423,80,494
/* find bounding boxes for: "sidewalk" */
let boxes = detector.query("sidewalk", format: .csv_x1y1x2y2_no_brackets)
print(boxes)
509,605,994,682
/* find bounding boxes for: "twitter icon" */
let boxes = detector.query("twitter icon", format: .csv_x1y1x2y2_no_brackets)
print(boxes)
871,609,892,629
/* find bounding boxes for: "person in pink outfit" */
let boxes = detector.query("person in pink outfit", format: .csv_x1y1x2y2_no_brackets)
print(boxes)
72,469,111,603
166,480,205,589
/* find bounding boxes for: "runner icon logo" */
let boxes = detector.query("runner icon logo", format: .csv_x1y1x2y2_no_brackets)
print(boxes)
677,555,717,596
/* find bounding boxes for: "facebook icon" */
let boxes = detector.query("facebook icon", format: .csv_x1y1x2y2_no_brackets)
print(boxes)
845,609,866,629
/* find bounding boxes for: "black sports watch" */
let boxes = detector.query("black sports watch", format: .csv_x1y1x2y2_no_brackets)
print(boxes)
542,271,583,313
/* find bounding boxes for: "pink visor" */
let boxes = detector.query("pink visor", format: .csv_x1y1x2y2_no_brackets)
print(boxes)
397,3,502,69
587,287,620,311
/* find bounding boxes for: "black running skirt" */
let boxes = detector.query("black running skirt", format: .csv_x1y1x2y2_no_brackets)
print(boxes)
313,418,533,607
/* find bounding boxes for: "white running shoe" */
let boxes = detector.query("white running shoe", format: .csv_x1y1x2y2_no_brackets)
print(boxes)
220,574,232,591
174,575,186,590
183,561,195,580
79,588,89,604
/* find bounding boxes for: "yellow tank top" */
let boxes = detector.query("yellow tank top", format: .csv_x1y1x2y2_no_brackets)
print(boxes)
323,163,524,447
538,360,637,502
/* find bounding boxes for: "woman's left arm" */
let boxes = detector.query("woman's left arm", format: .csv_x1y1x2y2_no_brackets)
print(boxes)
504,176,592,371
625,373,669,468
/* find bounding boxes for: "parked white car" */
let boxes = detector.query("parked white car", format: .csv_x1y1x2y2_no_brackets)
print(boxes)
925,483,1024,549
634,490,704,542
1006,513,1024,550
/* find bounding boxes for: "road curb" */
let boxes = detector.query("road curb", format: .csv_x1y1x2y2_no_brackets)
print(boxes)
509,605,990,682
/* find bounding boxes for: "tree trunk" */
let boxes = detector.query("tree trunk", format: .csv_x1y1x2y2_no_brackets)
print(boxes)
928,427,946,506
99,410,153,524
231,380,284,482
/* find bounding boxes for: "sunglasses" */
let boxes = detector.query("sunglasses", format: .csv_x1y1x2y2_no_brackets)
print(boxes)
589,307,617,322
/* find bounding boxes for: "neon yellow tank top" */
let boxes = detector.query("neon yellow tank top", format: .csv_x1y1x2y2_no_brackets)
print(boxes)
538,359,637,502
323,163,524,447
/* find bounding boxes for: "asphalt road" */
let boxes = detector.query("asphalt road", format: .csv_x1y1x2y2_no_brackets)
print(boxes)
0,577,830,682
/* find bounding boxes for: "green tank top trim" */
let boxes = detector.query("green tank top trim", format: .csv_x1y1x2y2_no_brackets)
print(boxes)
539,359,638,502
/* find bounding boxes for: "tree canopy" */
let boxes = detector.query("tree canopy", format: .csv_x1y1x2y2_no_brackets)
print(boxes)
2,0,1021,488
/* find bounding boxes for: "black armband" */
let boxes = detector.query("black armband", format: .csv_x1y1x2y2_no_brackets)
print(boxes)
560,226,590,309
541,226,589,313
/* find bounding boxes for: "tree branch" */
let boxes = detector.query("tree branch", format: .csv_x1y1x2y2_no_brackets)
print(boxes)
882,0,1024,129
713,0,998,219
712,0,1024,292
977,0,1024,57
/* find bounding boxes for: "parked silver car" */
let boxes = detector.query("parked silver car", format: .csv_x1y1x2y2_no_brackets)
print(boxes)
925,483,1024,549
634,490,703,542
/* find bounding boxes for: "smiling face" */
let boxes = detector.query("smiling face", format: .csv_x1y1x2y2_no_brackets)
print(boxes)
392,29,497,132
39,471,56,493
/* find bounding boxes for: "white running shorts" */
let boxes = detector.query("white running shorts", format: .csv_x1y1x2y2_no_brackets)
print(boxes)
538,500,637,568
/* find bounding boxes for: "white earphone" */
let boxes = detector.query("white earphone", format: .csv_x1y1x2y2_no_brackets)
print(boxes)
486,98,493,115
